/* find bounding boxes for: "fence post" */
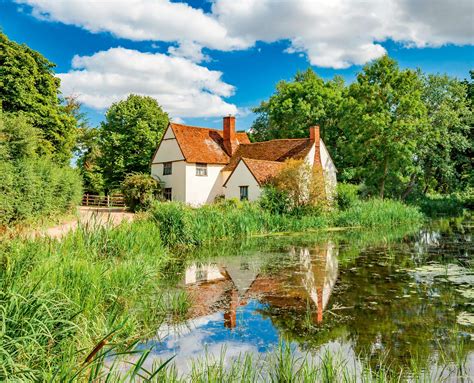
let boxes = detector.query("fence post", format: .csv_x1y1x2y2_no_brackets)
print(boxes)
86,194,89,206
107,195,110,207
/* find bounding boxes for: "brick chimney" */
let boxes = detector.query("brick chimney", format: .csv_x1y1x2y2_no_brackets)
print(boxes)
223,115,238,156
309,125,321,165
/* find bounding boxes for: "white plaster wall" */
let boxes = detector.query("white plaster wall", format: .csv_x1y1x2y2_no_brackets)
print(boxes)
185,163,224,205
224,161,261,202
151,160,186,202
152,126,184,163
320,140,337,197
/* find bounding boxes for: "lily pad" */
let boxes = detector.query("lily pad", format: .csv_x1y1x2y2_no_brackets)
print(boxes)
457,312,474,327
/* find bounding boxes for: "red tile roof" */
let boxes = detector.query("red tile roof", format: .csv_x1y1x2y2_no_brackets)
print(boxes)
241,158,285,185
171,123,250,164
222,139,313,172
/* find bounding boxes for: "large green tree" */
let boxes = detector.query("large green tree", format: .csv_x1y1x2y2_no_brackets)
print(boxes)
251,69,344,161
96,94,169,192
0,32,77,163
339,56,428,199
419,74,472,193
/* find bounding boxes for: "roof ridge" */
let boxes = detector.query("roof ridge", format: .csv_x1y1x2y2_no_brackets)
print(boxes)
241,138,309,145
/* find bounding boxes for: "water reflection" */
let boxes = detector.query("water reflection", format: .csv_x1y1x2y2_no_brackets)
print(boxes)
137,218,473,378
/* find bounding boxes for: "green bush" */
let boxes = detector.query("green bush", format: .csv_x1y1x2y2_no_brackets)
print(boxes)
336,183,360,210
259,185,292,214
121,173,161,212
0,158,82,226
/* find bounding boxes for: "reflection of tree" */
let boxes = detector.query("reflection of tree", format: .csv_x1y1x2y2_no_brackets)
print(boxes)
177,222,472,374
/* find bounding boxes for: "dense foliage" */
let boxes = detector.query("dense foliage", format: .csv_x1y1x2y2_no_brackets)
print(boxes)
0,112,82,225
0,32,77,164
252,56,473,200
121,172,162,212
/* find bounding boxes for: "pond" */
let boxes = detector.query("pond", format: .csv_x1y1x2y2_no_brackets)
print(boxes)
138,217,473,380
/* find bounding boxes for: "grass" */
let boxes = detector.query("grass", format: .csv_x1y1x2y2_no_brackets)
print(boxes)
0,218,188,381
150,198,424,248
69,340,471,382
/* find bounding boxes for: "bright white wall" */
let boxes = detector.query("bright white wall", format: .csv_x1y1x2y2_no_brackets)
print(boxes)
185,163,224,205
151,160,186,202
320,140,337,196
224,161,261,202
152,126,184,163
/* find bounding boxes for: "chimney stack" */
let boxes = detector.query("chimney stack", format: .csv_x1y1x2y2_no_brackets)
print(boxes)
310,126,321,165
223,115,238,156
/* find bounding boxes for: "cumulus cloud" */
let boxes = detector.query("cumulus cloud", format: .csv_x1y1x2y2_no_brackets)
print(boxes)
58,47,237,117
19,0,474,68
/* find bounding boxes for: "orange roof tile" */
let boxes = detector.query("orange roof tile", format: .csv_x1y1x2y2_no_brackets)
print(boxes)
170,123,250,164
222,139,313,172
241,158,285,185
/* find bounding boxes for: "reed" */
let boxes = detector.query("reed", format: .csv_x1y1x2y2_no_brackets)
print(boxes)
0,218,188,381
150,199,423,248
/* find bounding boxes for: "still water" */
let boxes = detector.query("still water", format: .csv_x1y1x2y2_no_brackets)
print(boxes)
139,217,473,379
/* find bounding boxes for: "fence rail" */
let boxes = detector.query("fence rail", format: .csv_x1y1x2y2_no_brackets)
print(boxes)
82,194,126,207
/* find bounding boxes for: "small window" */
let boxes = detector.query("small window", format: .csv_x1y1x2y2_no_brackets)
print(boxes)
163,188,172,201
196,163,208,176
163,162,172,175
239,186,249,201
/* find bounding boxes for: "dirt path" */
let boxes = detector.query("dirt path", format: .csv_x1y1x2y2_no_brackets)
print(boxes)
31,206,135,239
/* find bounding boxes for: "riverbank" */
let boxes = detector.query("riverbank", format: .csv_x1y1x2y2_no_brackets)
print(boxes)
150,198,424,248
0,199,453,381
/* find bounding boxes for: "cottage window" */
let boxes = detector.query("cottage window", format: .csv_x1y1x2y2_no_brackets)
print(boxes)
163,162,172,175
196,163,208,176
239,186,249,201
163,188,172,201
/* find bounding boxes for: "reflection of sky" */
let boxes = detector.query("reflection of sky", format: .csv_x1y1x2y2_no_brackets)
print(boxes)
137,300,282,374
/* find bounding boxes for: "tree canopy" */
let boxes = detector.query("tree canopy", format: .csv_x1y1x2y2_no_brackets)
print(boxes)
0,32,77,163
251,56,472,199
82,94,169,193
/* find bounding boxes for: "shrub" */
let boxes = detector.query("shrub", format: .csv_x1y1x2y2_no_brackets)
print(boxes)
336,183,360,210
121,173,161,212
0,158,82,226
259,186,292,214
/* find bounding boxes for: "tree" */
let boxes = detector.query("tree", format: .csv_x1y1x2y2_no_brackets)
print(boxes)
251,69,344,163
97,95,169,192
269,159,328,211
339,56,428,199
419,74,472,193
0,32,77,163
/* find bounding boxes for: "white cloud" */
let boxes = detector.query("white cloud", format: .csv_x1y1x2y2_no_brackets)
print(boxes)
58,47,237,117
168,41,210,63
18,0,248,50
19,0,474,69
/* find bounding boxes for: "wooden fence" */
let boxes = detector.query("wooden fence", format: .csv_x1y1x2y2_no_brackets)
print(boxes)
82,194,126,208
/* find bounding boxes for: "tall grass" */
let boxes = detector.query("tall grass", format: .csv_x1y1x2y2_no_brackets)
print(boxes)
71,341,471,382
150,199,423,248
335,199,424,228
0,218,187,381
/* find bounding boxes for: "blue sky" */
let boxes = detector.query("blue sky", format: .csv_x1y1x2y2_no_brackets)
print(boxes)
1,0,473,130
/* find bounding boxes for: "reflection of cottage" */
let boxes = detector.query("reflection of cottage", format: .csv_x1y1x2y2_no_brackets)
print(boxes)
151,116,337,204
182,243,338,329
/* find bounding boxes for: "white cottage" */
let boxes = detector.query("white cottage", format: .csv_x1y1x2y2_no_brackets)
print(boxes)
150,116,336,205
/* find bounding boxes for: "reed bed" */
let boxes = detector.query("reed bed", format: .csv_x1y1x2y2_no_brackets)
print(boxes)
0,218,185,381
150,199,424,248
71,341,471,382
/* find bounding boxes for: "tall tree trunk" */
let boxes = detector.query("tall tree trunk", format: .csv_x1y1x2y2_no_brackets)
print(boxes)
379,157,388,199
401,172,417,200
